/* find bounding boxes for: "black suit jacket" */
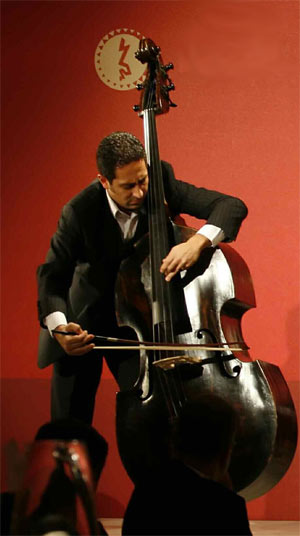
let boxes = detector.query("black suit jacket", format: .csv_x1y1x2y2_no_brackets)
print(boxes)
37,161,247,368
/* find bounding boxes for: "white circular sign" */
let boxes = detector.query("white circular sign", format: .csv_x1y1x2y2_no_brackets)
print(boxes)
95,29,146,91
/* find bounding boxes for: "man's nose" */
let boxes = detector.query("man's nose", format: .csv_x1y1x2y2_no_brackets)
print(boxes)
132,185,144,198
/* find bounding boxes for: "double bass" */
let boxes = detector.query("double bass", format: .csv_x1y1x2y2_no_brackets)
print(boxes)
114,38,297,501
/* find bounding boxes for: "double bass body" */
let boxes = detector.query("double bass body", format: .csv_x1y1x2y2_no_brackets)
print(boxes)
116,224,297,501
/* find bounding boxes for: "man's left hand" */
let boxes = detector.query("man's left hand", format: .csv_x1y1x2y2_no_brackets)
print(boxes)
160,234,211,282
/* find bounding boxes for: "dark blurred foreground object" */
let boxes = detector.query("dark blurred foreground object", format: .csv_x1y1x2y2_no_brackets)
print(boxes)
1,492,15,535
122,394,252,536
9,419,108,535
35,419,108,488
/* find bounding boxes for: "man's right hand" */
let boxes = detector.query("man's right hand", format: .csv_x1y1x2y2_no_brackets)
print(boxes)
53,323,95,356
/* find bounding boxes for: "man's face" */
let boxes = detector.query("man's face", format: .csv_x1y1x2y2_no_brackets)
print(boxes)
99,159,149,213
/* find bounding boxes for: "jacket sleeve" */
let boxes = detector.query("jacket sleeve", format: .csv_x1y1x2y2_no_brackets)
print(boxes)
161,160,248,242
36,203,83,326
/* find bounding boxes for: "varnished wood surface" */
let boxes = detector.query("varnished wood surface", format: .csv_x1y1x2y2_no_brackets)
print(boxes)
100,519,300,536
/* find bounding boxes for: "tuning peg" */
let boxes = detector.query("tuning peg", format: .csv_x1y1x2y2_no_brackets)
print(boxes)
136,83,144,90
164,63,174,71
166,82,175,91
133,105,140,112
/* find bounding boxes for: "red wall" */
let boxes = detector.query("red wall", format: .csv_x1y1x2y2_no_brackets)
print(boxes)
2,0,299,521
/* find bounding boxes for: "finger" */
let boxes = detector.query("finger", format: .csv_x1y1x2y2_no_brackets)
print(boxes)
83,333,95,343
165,260,190,280
65,334,87,348
64,341,95,353
64,335,95,350
167,259,189,277
66,322,83,334
66,330,94,345
67,343,95,356
160,259,168,273
160,256,180,274
165,269,178,282
72,332,94,342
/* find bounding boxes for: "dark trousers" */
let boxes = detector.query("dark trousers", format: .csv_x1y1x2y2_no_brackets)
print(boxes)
51,349,140,425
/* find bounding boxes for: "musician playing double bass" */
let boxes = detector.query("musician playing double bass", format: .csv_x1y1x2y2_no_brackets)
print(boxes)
36,131,247,425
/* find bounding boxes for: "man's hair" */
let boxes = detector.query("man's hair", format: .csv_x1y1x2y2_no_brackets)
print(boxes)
96,131,147,182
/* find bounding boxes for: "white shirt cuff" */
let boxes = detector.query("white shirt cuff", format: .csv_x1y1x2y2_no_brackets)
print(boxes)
197,224,225,247
44,312,68,337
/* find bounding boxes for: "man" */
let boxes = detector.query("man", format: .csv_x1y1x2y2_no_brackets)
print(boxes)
37,131,247,424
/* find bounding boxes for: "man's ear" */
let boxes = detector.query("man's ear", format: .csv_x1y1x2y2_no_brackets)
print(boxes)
98,173,110,190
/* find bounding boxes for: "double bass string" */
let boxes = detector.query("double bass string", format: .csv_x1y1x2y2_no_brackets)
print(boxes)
146,109,175,349
145,109,187,415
